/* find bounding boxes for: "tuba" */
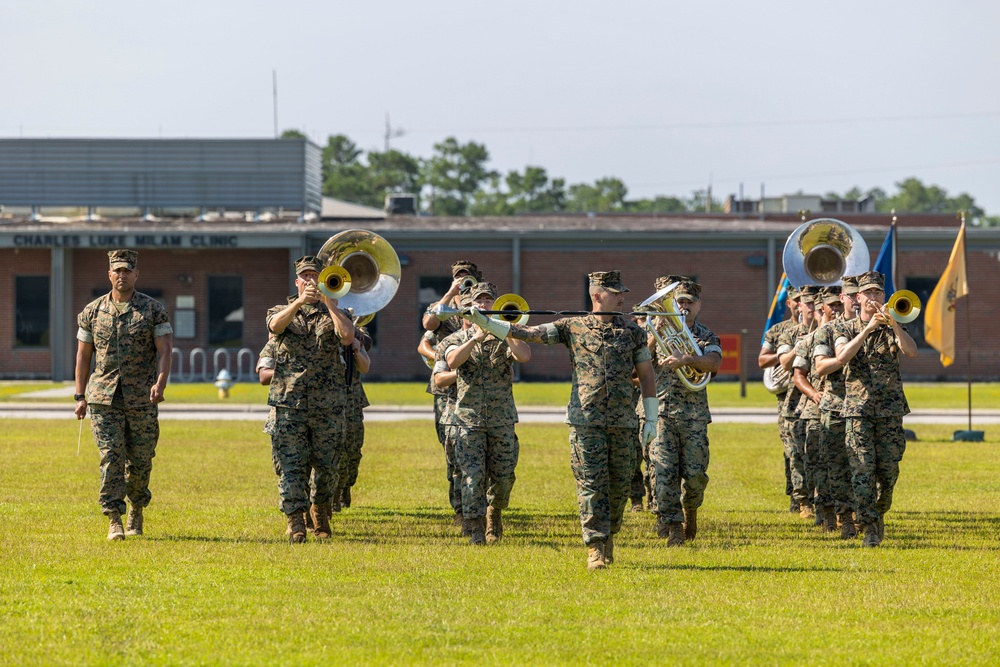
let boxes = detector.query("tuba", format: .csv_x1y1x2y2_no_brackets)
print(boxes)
782,218,870,288
315,229,401,318
763,365,792,395
638,282,711,391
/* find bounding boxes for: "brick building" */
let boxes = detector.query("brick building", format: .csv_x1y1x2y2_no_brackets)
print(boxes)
2,138,997,382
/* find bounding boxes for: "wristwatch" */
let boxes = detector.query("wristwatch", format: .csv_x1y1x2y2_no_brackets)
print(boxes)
73,394,86,401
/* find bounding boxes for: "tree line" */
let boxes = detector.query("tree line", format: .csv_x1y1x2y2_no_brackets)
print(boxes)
283,130,997,225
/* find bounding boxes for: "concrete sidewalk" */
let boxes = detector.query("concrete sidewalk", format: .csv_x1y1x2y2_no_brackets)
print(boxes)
2,401,998,425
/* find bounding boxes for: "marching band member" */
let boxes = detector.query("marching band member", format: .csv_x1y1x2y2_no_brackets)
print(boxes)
832,271,917,547
467,270,658,570
648,276,722,546
333,325,372,511
441,282,531,545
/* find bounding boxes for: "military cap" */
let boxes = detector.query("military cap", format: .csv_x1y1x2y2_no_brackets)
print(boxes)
819,285,842,304
840,274,860,295
451,260,480,279
674,280,703,302
857,270,885,293
294,255,322,275
469,281,498,300
589,270,629,293
108,249,138,271
654,274,688,291
786,285,801,301
798,285,821,303
456,292,474,308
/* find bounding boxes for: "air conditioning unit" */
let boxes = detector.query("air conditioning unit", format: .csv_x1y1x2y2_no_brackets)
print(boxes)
385,193,417,215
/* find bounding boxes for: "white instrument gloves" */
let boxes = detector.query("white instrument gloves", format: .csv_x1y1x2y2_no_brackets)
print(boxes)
642,396,659,446
464,307,512,340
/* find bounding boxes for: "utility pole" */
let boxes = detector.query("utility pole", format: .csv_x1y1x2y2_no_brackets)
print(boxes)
384,112,404,151
272,70,278,138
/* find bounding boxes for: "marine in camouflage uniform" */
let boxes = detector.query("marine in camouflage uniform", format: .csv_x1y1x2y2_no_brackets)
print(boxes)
266,255,356,542
256,337,279,474
334,326,373,510
813,276,862,539
647,277,722,546
833,271,918,547
759,287,800,511
776,285,820,518
792,285,846,532
420,261,482,522
441,282,531,545
498,270,658,569
74,249,173,541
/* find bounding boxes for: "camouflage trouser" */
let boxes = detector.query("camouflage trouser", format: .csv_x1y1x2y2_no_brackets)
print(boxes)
569,426,635,546
272,407,344,515
435,397,462,514
337,408,365,492
455,425,519,520
629,428,648,502
651,416,710,524
89,402,159,516
778,413,793,496
804,418,831,508
820,413,854,517
783,417,812,505
846,416,906,527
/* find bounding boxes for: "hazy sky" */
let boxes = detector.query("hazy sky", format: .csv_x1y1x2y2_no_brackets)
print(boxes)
4,1,999,214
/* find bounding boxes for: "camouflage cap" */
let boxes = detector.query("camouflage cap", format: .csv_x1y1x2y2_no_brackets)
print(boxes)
674,280,702,302
840,274,860,295
451,260,480,279
654,274,689,291
108,249,138,270
294,255,322,275
819,285,842,304
456,292,474,308
469,281,498,300
857,270,885,293
798,285,821,303
589,270,629,293
786,285,801,301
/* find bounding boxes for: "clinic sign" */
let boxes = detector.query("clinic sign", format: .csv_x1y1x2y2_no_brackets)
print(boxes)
6,233,240,249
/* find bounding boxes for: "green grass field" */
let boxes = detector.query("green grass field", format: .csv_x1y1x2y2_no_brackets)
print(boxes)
1,417,999,665
4,380,1000,410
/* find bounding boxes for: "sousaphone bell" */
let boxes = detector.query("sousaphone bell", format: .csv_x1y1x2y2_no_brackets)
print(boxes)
782,218,870,288
315,229,401,318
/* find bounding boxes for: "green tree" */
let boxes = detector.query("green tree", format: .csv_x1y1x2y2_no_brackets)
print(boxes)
368,149,422,200
279,129,307,140
626,195,687,213
423,137,496,216
877,177,985,220
321,134,372,205
565,177,629,213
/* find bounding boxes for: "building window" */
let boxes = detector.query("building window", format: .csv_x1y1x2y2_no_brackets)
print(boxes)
904,277,938,349
15,276,50,347
208,276,243,347
419,276,453,329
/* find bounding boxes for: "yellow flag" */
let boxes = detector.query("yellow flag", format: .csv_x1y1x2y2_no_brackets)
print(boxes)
924,222,969,366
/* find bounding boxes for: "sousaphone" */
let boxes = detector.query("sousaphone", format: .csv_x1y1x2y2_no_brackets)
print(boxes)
316,229,401,317
782,218,870,288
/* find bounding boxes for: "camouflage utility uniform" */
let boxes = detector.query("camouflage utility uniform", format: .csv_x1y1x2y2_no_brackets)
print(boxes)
793,327,836,520
650,321,721,525
535,314,651,546
439,327,521,523
424,320,463,515
77,291,173,516
266,298,347,517
777,322,811,508
762,318,796,500
812,317,855,525
337,328,371,504
836,317,910,528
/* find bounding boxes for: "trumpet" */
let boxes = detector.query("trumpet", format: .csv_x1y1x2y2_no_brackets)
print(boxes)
458,275,478,292
638,282,711,391
886,290,921,323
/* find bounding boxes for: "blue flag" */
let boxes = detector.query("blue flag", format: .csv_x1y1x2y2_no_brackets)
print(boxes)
761,274,791,345
873,221,896,296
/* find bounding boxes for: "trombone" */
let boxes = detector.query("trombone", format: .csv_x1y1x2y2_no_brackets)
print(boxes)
885,290,921,323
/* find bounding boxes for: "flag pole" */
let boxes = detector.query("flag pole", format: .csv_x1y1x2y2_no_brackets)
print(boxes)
953,211,982,441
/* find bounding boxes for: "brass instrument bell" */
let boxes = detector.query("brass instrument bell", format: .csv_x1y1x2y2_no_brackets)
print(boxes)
492,293,530,326
315,229,401,317
782,218,870,288
886,290,921,324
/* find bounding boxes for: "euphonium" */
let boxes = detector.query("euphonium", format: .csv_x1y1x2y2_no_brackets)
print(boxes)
886,290,921,323
638,282,711,391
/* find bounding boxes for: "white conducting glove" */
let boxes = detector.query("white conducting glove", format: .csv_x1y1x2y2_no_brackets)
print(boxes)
465,307,512,340
642,396,659,446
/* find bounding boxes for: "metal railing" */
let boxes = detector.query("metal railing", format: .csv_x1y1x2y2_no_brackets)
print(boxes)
171,347,256,383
